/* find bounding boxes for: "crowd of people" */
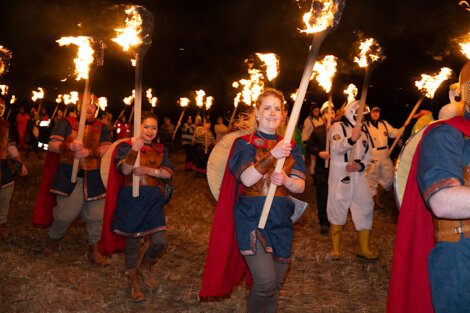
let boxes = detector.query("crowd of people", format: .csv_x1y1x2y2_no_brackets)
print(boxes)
0,61,468,312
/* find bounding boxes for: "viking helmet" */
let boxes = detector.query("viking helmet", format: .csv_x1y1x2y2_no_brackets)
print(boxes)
459,61,470,112
343,100,370,125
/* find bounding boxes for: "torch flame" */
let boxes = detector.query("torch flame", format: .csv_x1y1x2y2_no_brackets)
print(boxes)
354,37,384,68
98,97,108,111
56,94,63,103
343,84,358,103
56,36,95,80
32,87,45,102
256,53,280,81
146,88,158,107
300,0,339,34
179,97,190,108
234,93,242,108
458,34,470,59
10,95,16,104
311,55,337,93
290,89,299,101
123,90,135,106
112,6,143,66
0,85,8,95
205,96,214,110
63,91,79,105
415,67,453,99
195,90,206,108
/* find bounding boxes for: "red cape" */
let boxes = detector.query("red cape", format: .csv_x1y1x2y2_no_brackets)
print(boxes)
199,136,252,298
387,116,470,313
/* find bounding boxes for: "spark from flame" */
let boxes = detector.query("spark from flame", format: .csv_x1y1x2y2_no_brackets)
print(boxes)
56,94,63,103
343,84,358,103
56,36,95,80
195,90,206,108
255,53,279,81
123,90,135,106
98,97,108,111
415,67,453,99
10,95,16,104
32,87,45,102
63,91,79,105
354,38,384,68
300,0,339,34
205,96,214,110
112,6,143,66
0,85,8,95
311,55,337,93
179,97,190,108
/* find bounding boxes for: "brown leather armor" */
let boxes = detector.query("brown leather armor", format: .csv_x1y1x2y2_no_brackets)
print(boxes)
60,121,102,170
0,120,9,160
242,139,295,197
433,165,470,242
123,146,164,187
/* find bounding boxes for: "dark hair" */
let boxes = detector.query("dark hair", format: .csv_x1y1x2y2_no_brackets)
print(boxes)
141,111,158,124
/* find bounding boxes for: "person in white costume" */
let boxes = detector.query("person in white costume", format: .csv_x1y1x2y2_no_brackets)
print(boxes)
363,106,402,206
327,100,378,260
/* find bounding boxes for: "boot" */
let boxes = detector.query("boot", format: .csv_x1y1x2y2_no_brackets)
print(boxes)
88,243,111,266
43,237,60,257
139,255,158,289
125,268,146,302
357,229,379,260
330,224,342,258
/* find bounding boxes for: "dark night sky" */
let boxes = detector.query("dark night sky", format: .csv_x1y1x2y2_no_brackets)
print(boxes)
0,0,469,125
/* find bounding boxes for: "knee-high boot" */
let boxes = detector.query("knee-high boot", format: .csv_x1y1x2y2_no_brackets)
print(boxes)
357,229,379,260
330,224,342,258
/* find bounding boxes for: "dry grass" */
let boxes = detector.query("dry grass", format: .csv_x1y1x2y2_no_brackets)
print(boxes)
0,149,397,312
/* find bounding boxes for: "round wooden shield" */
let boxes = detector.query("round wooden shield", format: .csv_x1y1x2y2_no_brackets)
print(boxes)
207,129,250,200
393,126,427,208
100,138,129,189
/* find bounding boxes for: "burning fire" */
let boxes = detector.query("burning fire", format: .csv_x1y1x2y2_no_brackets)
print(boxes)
179,97,190,107
56,94,63,103
0,46,12,76
10,95,16,104
146,88,158,107
98,97,108,111
343,84,358,103
300,0,339,34
255,53,279,81
32,87,45,102
113,6,144,66
56,36,95,80
123,90,136,106
354,38,384,68
311,55,337,93
63,91,79,105
290,89,299,101
459,34,470,59
205,96,214,110
233,93,242,108
415,67,453,98
195,90,206,108
0,85,8,95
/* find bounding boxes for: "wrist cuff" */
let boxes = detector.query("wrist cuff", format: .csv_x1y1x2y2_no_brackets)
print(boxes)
254,152,276,175
125,150,139,166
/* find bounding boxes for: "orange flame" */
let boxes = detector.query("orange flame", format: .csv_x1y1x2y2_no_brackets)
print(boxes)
63,91,79,105
343,84,358,103
56,94,63,103
112,6,143,66
31,87,45,102
179,97,190,108
205,96,214,110
98,97,108,111
255,53,279,81
290,89,299,101
300,0,339,34
9,95,16,104
415,67,453,99
195,90,206,108
0,85,8,95
123,90,135,106
354,38,383,68
311,55,337,93
459,34,470,59
56,36,95,80
146,88,158,107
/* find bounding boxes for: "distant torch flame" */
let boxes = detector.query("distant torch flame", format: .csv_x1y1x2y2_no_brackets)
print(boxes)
343,84,358,103
32,87,45,102
415,67,453,99
233,93,242,108
112,6,143,66
232,70,264,107
459,34,470,59
10,95,16,104
195,90,206,108
311,55,337,93
98,97,108,111
0,85,8,95
256,53,279,81
56,94,63,103
179,97,190,108
290,89,299,101
123,90,136,106
354,38,384,68
205,96,214,110
146,88,158,107
300,0,339,34
56,36,95,80
63,91,79,105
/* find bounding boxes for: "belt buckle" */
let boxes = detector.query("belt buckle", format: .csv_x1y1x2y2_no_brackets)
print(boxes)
454,226,463,234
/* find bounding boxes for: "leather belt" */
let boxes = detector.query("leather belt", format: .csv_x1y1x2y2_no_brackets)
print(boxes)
433,218,470,242
242,187,288,197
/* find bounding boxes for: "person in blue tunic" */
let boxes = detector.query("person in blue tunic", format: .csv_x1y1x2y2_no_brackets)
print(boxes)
111,112,173,302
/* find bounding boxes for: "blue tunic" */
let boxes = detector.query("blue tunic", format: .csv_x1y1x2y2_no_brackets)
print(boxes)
112,143,173,237
228,131,306,262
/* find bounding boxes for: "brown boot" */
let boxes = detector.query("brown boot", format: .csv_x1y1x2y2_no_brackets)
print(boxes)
43,237,60,257
125,268,146,302
88,243,111,266
139,255,158,289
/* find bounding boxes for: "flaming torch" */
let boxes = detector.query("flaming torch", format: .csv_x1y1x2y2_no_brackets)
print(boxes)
343,83,358,104
255,53,280,82
228,92,241,129
31,87,45,113
389,67,453,154
459,35,470,59
259,0,345,229
63,91,80,116
113,5,154,197
311,54,337,167
204,96,214,153
5,95,16,120
95,96,108,118
57,36,105,183
0,46,12,78
172,97,190,140
146,88,158,110
50,94,63,120
0,85,8,96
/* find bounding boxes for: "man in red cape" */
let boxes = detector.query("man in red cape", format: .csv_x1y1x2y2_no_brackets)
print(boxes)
388,61,470,313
